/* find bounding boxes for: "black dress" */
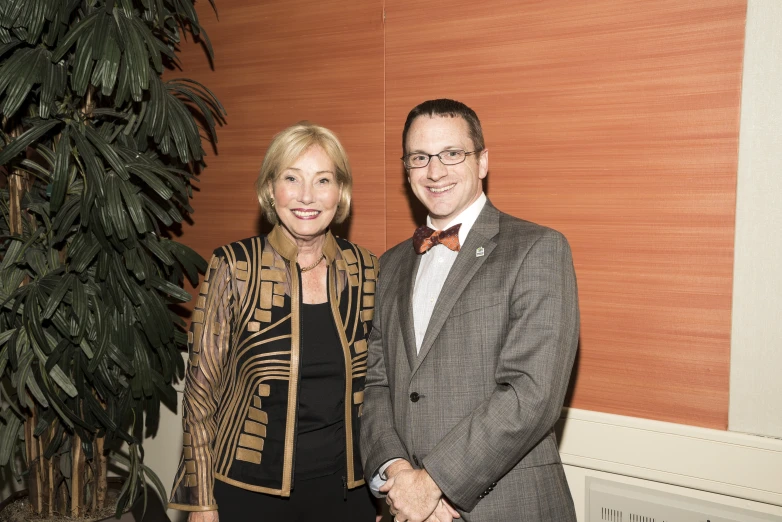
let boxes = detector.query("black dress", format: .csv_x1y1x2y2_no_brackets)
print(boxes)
213,301,376,522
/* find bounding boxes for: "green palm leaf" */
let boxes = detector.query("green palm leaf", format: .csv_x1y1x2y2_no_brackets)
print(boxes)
50,9,100,63
50,125,71,212
0,410,22,466
1,0,222,515
0,118,61,165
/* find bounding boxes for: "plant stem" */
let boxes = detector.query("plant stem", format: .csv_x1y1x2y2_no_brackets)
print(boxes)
45,426,55,516
24,408,42,514
71,433,82,517
38,425,49,515
7,157,25,236
83,85,95,120
96,436,107,509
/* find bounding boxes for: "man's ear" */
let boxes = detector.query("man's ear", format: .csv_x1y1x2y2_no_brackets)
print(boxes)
478,149,489,179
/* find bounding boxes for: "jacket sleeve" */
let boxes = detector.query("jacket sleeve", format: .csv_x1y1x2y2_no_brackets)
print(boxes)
169,252,232,512
360,253,410,480
422,230,579,511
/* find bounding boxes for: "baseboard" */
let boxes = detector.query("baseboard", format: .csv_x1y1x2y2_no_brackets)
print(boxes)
556,407,782,507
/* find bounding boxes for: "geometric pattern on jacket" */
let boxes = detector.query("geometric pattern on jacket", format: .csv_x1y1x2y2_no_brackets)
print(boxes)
169,226,378,511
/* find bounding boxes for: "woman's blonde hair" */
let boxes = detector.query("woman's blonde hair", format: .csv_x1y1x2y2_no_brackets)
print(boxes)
255,122,352,224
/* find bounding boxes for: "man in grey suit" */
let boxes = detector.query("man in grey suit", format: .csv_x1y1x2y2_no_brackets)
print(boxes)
360,99,579,522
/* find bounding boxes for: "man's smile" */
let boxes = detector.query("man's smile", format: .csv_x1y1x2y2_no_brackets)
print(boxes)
428,184,455,194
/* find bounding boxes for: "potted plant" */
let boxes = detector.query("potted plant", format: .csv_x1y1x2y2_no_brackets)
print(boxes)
0,0,224,518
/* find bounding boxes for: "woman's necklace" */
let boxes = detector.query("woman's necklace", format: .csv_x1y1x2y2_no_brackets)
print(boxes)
299,254,325,273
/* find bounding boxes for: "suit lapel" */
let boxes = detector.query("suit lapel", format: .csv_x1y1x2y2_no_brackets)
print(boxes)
397,245,421,371
411,202,501,376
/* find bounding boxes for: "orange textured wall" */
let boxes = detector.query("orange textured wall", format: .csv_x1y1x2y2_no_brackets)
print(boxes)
174,0,746,429
385,0,745,429
171,0,385,260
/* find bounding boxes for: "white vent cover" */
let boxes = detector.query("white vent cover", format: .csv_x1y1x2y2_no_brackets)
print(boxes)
587,477,782,522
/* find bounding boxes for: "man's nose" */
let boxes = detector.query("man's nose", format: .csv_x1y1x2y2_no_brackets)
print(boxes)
426,157,448,180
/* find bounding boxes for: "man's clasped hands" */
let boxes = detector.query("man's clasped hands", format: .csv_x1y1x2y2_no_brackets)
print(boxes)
381,460,461,522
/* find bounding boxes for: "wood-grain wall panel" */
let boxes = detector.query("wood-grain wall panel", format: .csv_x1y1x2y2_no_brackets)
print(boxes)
169,0,745,430
384,0,745,428
170,0,386,268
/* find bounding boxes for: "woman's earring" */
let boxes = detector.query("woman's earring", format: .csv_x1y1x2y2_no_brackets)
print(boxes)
270,198,275,207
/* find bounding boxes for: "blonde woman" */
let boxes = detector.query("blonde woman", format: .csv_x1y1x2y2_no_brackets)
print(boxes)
170,123,378,521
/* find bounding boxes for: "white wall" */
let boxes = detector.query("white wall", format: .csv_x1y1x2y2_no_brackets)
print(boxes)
558,408,782,521
144,355,187,522
730,0,782,439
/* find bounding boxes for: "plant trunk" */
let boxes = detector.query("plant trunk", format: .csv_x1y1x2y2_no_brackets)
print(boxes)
44,427,55,516
48,452,58,516
38,426,50,516
58,470,69,514
6,122,28,234
9,128,48,515
23,410,42,515
70,433,87,518
95,436,108,510
7,172,25,235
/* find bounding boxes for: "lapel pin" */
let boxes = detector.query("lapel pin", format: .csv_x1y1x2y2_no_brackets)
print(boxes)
476,247,485,257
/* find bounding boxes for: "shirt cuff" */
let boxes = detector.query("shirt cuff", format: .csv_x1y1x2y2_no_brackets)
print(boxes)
368,458,402,497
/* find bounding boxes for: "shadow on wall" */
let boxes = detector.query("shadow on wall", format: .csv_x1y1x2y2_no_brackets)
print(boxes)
125,483,172,522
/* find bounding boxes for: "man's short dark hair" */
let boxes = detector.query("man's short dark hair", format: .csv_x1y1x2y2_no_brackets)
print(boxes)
402,99,485,155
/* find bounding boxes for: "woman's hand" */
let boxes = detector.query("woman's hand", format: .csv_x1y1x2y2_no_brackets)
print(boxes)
188,511,219,522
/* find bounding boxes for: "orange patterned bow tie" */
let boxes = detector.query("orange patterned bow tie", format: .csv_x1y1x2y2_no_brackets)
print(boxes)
413,224,461,254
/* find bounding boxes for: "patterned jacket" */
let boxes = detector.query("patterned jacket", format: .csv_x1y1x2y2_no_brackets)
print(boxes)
169,226,378,511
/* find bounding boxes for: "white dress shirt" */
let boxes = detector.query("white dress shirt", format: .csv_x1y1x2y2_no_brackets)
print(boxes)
369,193,487,495
412,193,487,353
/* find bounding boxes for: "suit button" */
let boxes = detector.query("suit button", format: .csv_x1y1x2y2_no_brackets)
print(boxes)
490,482,497,487
413,455,420,466
478,494,484,499
410,392,420,402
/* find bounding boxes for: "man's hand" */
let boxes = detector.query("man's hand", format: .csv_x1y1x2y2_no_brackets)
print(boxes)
424,499,461,522
385,459,414,479
381,468,441,522
188,511,219,522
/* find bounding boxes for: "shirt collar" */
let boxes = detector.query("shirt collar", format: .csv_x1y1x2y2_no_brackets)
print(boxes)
425,192,487,245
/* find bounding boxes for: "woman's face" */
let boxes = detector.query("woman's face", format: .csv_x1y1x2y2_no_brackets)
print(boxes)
273,145,341,245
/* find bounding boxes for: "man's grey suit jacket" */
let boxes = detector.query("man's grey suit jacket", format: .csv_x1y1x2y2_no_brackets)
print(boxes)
360,201,579,521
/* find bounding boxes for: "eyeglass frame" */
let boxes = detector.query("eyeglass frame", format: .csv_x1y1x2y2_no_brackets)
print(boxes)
400,148,484,169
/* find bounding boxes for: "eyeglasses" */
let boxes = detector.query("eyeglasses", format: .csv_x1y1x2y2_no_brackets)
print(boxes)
401,149,482,169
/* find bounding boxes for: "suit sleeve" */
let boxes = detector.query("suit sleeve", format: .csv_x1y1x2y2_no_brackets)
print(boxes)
422,230,579,511
360,254,410,480
168,252,232,512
